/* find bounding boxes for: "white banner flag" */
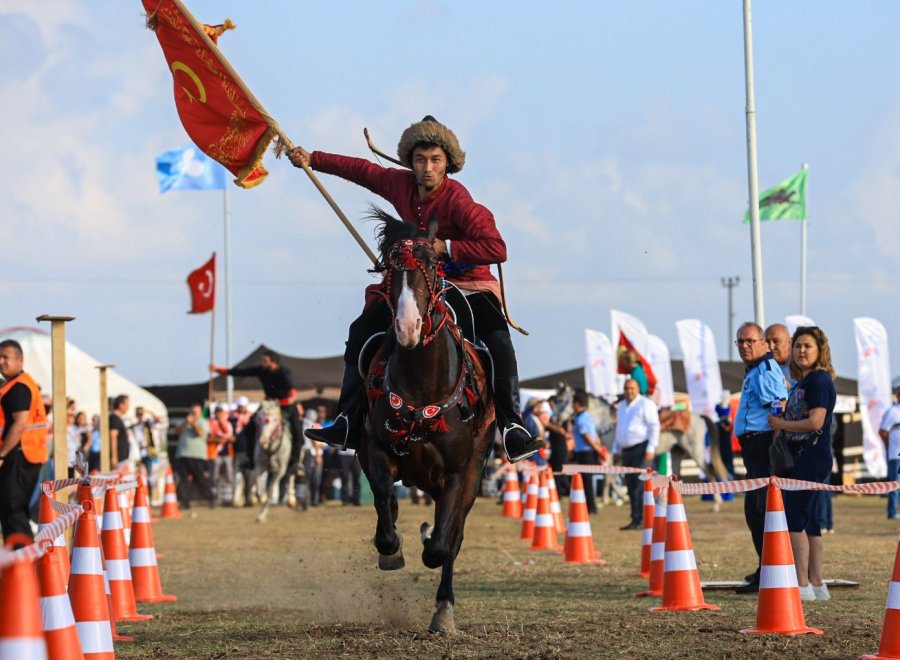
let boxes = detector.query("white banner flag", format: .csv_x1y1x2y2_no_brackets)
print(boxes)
584,329,617,400
785,314,816,337
676,319,723,417
647,335,674,408
611,309,650,358
854,317,891,478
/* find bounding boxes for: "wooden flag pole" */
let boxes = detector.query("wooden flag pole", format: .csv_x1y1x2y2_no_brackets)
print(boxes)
35,314,75,488
95,364,114,474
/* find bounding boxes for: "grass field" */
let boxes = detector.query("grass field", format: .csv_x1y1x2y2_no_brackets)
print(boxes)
113,489,900,658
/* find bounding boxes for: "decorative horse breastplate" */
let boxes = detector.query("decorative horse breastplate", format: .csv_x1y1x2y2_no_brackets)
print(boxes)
366,323,483,456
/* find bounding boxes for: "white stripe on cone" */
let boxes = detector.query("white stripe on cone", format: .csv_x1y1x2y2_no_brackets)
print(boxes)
666,504,687,523
651,541,665,561
70,547,103,575
570,489,586,504
764,510,789,532
132,506,150,524
887,581,900,610
129,547,157,568
760,564,799,589
502,490,518,501
534,514,554,527
0,639,47,659
642,528,653,544
643,490,654,505
106,558,132,581
40,594,76,631
76,620,114,654
567,521,592,537
522,509,536,522
664,549,697,572
102,511,123,530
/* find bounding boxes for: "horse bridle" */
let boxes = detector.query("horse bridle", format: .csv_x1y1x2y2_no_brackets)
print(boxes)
379,238,451,346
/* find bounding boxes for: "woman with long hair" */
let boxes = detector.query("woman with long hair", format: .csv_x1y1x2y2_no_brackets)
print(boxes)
768,326,837,601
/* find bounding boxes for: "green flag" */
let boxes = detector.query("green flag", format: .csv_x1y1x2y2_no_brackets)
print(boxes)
743,169,807,222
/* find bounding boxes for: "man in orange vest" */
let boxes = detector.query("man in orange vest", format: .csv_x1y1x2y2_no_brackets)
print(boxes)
0,339,49,542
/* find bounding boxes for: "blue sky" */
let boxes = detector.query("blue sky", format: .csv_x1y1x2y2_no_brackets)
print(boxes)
2,1,899,388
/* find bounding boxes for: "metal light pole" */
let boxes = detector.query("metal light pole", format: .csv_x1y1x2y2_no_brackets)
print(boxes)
721,277,740,361
742,0,765,327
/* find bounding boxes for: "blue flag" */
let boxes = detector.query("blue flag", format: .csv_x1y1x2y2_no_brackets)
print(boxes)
156,145,227,193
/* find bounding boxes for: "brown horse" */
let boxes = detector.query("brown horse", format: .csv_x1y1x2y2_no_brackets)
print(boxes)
358,209,495,634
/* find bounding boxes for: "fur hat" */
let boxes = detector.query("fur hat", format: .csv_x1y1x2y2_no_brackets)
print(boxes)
397,115,465,173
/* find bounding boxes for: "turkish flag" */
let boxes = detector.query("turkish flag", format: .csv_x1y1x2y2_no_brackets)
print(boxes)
144,0,276,188
187,253,216,314
616,332,658,395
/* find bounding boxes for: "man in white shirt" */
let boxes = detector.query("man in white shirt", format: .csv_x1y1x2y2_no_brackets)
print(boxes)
613,379,660,530
879,385,900,520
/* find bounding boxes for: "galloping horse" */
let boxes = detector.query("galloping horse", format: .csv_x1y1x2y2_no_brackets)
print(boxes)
358,209,495,634
253,400,293,523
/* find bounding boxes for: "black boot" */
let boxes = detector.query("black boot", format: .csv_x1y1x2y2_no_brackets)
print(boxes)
493,376,543,462
305,363,365,450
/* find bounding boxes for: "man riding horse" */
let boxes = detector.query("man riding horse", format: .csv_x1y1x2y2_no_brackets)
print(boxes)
287,115,541,462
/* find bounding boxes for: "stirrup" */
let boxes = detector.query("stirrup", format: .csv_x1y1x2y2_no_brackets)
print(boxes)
305,413,351,450
502,423,541,463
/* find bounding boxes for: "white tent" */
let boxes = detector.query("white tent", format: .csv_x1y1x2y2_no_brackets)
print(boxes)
0,327,167,420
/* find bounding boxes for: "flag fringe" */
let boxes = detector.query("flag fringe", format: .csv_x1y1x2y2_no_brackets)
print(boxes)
145,12,159,31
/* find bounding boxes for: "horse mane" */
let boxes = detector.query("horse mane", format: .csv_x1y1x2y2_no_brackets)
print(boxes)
367,205,429,266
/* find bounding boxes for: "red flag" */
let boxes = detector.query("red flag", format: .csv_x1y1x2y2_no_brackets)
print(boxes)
144,0,277,188
187,254,216,314
616,332,658,395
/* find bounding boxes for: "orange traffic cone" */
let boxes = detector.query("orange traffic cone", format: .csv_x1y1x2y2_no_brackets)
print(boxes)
130,477,177,603
650,481,719,612
102,485,152,622
118,488,133,547
100,545,134,643
742,479,822,635
530,472,559,550
500,469,522,519
633,472,655,578
519,474,538,541
635,489,667,598
38,485,70,582
862,532,900,659
69,486,116,659
545,469,566,534
562,473,605,564
0,535,48,659
160,465,181,519
37,540,83,660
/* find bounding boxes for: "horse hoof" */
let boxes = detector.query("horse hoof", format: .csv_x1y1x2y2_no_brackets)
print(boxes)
429,601,455,634
420,522,434,544
378,548,405,570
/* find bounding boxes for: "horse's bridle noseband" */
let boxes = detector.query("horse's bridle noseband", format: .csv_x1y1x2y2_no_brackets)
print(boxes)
380,238,450,346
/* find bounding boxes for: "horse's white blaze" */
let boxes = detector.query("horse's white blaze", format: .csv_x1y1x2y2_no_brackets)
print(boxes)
395,271,422,347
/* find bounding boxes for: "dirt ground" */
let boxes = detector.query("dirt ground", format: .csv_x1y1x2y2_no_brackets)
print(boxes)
114,489,900,659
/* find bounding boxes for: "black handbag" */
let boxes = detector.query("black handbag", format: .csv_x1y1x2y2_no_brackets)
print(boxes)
769,432,794,478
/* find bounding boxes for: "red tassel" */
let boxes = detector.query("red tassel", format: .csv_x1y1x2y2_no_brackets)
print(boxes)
367,387,384,399
465,387,478,406
430,416,450,434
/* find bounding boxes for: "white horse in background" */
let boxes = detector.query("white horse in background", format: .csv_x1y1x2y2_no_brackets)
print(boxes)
253,400,292,523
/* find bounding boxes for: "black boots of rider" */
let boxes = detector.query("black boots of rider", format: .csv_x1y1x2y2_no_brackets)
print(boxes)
493,376,543,463
304,363,365,450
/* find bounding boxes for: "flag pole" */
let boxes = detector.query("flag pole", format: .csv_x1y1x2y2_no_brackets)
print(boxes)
223,187,234,404
800,162,809,316
742,0,765,327
208,305,216,406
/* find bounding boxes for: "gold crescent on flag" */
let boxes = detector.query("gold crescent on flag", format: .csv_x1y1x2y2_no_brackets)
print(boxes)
171,61,207,103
